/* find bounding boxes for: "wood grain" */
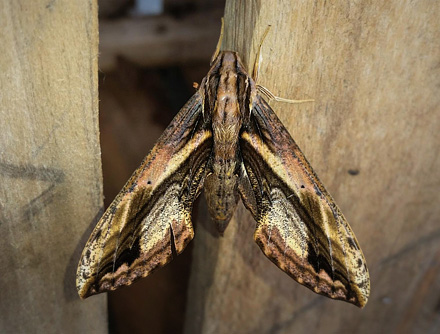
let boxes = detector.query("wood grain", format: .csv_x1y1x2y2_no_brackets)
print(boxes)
0,0,105,333
184,1,440,333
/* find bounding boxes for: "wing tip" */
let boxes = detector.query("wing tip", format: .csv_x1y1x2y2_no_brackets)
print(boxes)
254,225,370,308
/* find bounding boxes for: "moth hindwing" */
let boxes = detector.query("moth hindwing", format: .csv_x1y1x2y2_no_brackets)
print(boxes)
77,51,370,308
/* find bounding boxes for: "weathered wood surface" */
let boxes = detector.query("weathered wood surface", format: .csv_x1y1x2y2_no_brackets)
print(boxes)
184,1,440,333
0,1,106,333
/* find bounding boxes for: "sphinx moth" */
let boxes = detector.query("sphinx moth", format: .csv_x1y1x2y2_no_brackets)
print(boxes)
76,48,370,308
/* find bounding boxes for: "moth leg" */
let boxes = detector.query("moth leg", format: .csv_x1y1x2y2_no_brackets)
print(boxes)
257,85,314,104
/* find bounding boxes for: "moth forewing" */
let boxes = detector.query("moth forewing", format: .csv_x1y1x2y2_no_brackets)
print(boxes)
240,95,369,307
76,92,211,298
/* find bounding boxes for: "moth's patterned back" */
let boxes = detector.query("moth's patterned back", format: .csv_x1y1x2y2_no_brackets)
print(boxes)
77,50,370,308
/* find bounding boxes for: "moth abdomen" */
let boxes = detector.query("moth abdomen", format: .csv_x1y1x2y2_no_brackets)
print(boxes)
204,158,240,234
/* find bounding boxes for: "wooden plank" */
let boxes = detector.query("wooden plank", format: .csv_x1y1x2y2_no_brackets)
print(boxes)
184,1,440,333
100,9,223,72
0,0,106,333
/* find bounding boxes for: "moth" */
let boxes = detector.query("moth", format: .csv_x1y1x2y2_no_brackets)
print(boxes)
77,32,370,308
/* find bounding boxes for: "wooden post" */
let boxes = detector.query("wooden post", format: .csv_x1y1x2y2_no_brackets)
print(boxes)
185,1,440,333
0,1,106,333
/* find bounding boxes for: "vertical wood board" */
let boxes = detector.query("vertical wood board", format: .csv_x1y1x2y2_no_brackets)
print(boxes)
185,1,440,333
0,1,106,333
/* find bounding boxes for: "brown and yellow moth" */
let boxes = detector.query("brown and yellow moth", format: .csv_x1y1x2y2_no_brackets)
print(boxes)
77,26,370,308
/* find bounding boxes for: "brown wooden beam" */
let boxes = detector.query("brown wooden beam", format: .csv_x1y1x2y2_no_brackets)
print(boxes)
0,0,106,332
184,1,440,333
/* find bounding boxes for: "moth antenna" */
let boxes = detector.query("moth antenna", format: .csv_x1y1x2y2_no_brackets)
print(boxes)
210,17,224,65
252,26,314,104
257,85,314,104
252,25,271,82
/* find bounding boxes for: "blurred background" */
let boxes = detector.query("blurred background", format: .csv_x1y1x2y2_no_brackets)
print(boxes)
98,1,224,333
